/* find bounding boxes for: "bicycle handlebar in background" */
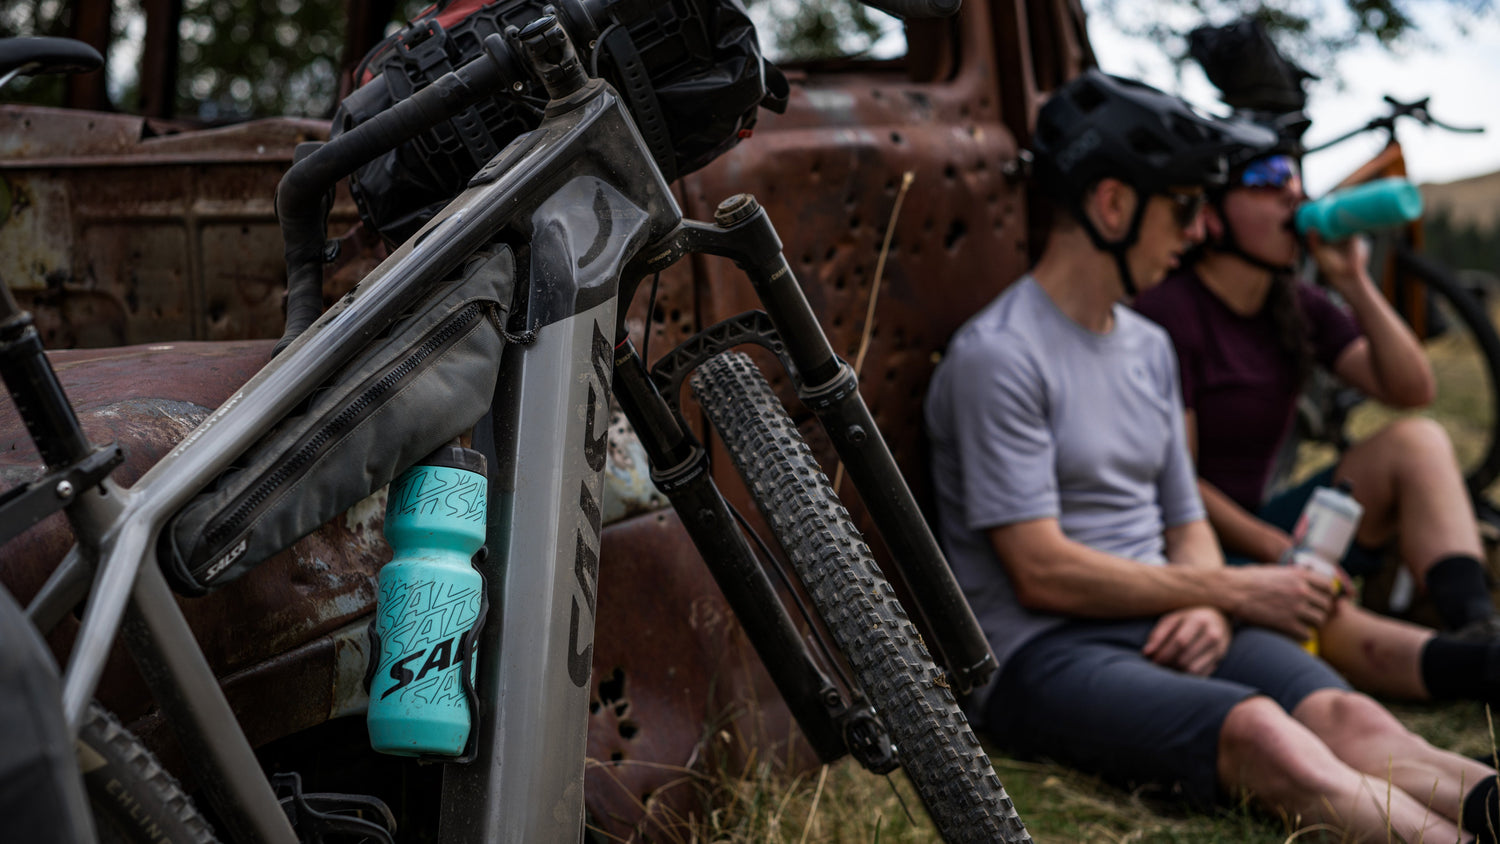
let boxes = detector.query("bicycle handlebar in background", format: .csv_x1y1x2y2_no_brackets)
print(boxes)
1304,94,1484,156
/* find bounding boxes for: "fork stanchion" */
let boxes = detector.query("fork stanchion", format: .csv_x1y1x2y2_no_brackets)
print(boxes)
679,197,998,694
610,339,851,762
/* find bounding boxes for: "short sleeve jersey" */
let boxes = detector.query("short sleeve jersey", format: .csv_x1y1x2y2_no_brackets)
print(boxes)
1132,271,1362,510
924,277,1206,678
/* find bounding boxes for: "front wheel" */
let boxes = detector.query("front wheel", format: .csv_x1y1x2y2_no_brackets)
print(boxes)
690,351,1029,844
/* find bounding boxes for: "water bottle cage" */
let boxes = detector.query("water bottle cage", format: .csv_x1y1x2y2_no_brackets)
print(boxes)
363,545,491,765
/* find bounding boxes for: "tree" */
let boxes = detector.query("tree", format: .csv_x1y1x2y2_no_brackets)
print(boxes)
2,1,1492,118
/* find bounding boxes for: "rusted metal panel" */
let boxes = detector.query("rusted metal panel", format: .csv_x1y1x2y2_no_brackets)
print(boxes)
0,341,388,724
585,508,808,841
682,0,1028,524
0,107,363,348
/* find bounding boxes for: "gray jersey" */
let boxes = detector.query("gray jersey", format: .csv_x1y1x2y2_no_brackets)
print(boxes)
924,276,1205,686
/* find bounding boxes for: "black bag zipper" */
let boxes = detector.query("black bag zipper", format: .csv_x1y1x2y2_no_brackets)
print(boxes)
195,300,499,566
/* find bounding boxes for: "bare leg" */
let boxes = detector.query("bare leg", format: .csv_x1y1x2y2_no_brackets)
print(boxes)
1336,417,1483,578
1293,688,1494,826
1317,598,1433,700
1219,694,1469,842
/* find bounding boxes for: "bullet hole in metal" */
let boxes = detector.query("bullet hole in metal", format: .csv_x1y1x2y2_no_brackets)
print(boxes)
599,666,625,707
945,219,967,251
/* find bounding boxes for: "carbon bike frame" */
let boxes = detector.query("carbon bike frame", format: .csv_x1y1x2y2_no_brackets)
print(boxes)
8,19,992,843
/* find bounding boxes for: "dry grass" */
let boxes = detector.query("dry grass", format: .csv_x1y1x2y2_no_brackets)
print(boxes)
674,703,1493,843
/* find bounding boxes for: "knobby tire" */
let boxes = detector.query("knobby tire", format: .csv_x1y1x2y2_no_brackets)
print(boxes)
690,351,1030,844
78,700,220,844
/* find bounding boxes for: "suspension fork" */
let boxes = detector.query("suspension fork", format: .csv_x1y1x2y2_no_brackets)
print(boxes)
626,195,997,695
609,340,850,762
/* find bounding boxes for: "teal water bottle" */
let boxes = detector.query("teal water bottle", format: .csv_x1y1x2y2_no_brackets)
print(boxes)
368,444,487,758
1294,177,1424,241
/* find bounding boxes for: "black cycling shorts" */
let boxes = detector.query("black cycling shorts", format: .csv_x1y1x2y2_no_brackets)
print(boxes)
983,617,1349,805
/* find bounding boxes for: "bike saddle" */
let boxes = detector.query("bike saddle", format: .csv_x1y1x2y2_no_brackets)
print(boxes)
0,36,103,79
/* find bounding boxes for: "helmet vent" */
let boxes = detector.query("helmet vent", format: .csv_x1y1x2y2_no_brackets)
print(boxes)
1168,113,1212,144
1126,127,1171,157
1071,79,1108,113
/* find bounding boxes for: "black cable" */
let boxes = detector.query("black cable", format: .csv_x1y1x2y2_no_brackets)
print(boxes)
589,22,621,80
639,271,661,363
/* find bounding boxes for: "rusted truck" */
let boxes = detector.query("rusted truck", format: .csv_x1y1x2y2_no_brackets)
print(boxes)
0,1,1092,837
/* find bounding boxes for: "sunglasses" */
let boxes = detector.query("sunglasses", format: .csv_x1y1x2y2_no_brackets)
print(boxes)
1235,154,1299,190
1160,189,1207,228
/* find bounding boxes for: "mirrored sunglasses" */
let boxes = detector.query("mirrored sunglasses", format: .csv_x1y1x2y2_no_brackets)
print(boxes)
1236,154,1299,190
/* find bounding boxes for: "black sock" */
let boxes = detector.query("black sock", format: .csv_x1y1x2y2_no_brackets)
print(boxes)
1464,774,1500,844
1425,555,1495,629
1421,635,1500,704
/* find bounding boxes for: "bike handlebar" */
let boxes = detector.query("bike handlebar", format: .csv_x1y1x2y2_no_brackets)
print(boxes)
1305,93,1484,155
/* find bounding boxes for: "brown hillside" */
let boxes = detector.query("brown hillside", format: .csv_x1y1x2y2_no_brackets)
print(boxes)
1421,170,1500,232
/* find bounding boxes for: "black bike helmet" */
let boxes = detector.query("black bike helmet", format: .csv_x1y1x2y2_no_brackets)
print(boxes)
1031,68,1276,294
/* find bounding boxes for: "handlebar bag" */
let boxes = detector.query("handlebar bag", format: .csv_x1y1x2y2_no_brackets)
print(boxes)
332,0,788,245
160,247,514,595
1188,17,1316,114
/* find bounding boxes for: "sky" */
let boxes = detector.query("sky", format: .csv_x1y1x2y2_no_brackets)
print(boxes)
1083,3,1500,196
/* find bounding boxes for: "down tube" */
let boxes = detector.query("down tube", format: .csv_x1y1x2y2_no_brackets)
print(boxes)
440,299,616,842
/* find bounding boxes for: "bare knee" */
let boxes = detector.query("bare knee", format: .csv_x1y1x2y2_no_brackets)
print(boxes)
1368,417,1458,475
1218,696,1343,801
1293,689,1414,766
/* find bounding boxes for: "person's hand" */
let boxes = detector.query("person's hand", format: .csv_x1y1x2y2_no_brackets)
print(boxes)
1306,229,1372,298
1225,565,1337,641
1143,606,1232,676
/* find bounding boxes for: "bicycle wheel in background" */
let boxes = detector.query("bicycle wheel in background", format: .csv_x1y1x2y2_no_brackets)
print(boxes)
78,701,221,844
690,351,1030,844
1343,244,1500,503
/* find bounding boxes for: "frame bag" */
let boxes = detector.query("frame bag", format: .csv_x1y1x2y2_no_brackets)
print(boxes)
161,247,514,595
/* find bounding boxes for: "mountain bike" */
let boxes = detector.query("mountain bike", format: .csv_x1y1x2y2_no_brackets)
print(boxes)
1287,95,1500,511
0,1,1030,842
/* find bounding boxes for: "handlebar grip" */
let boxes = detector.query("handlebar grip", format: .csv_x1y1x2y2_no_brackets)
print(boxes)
858,0,961,18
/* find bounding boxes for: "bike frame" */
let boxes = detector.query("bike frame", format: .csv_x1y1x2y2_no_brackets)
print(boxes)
4,18,993,843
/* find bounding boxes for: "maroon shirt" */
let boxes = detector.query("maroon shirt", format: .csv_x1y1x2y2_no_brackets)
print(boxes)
1133,270,1362,510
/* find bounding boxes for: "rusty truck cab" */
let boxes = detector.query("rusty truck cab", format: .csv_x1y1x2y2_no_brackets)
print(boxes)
0,2,1093,836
